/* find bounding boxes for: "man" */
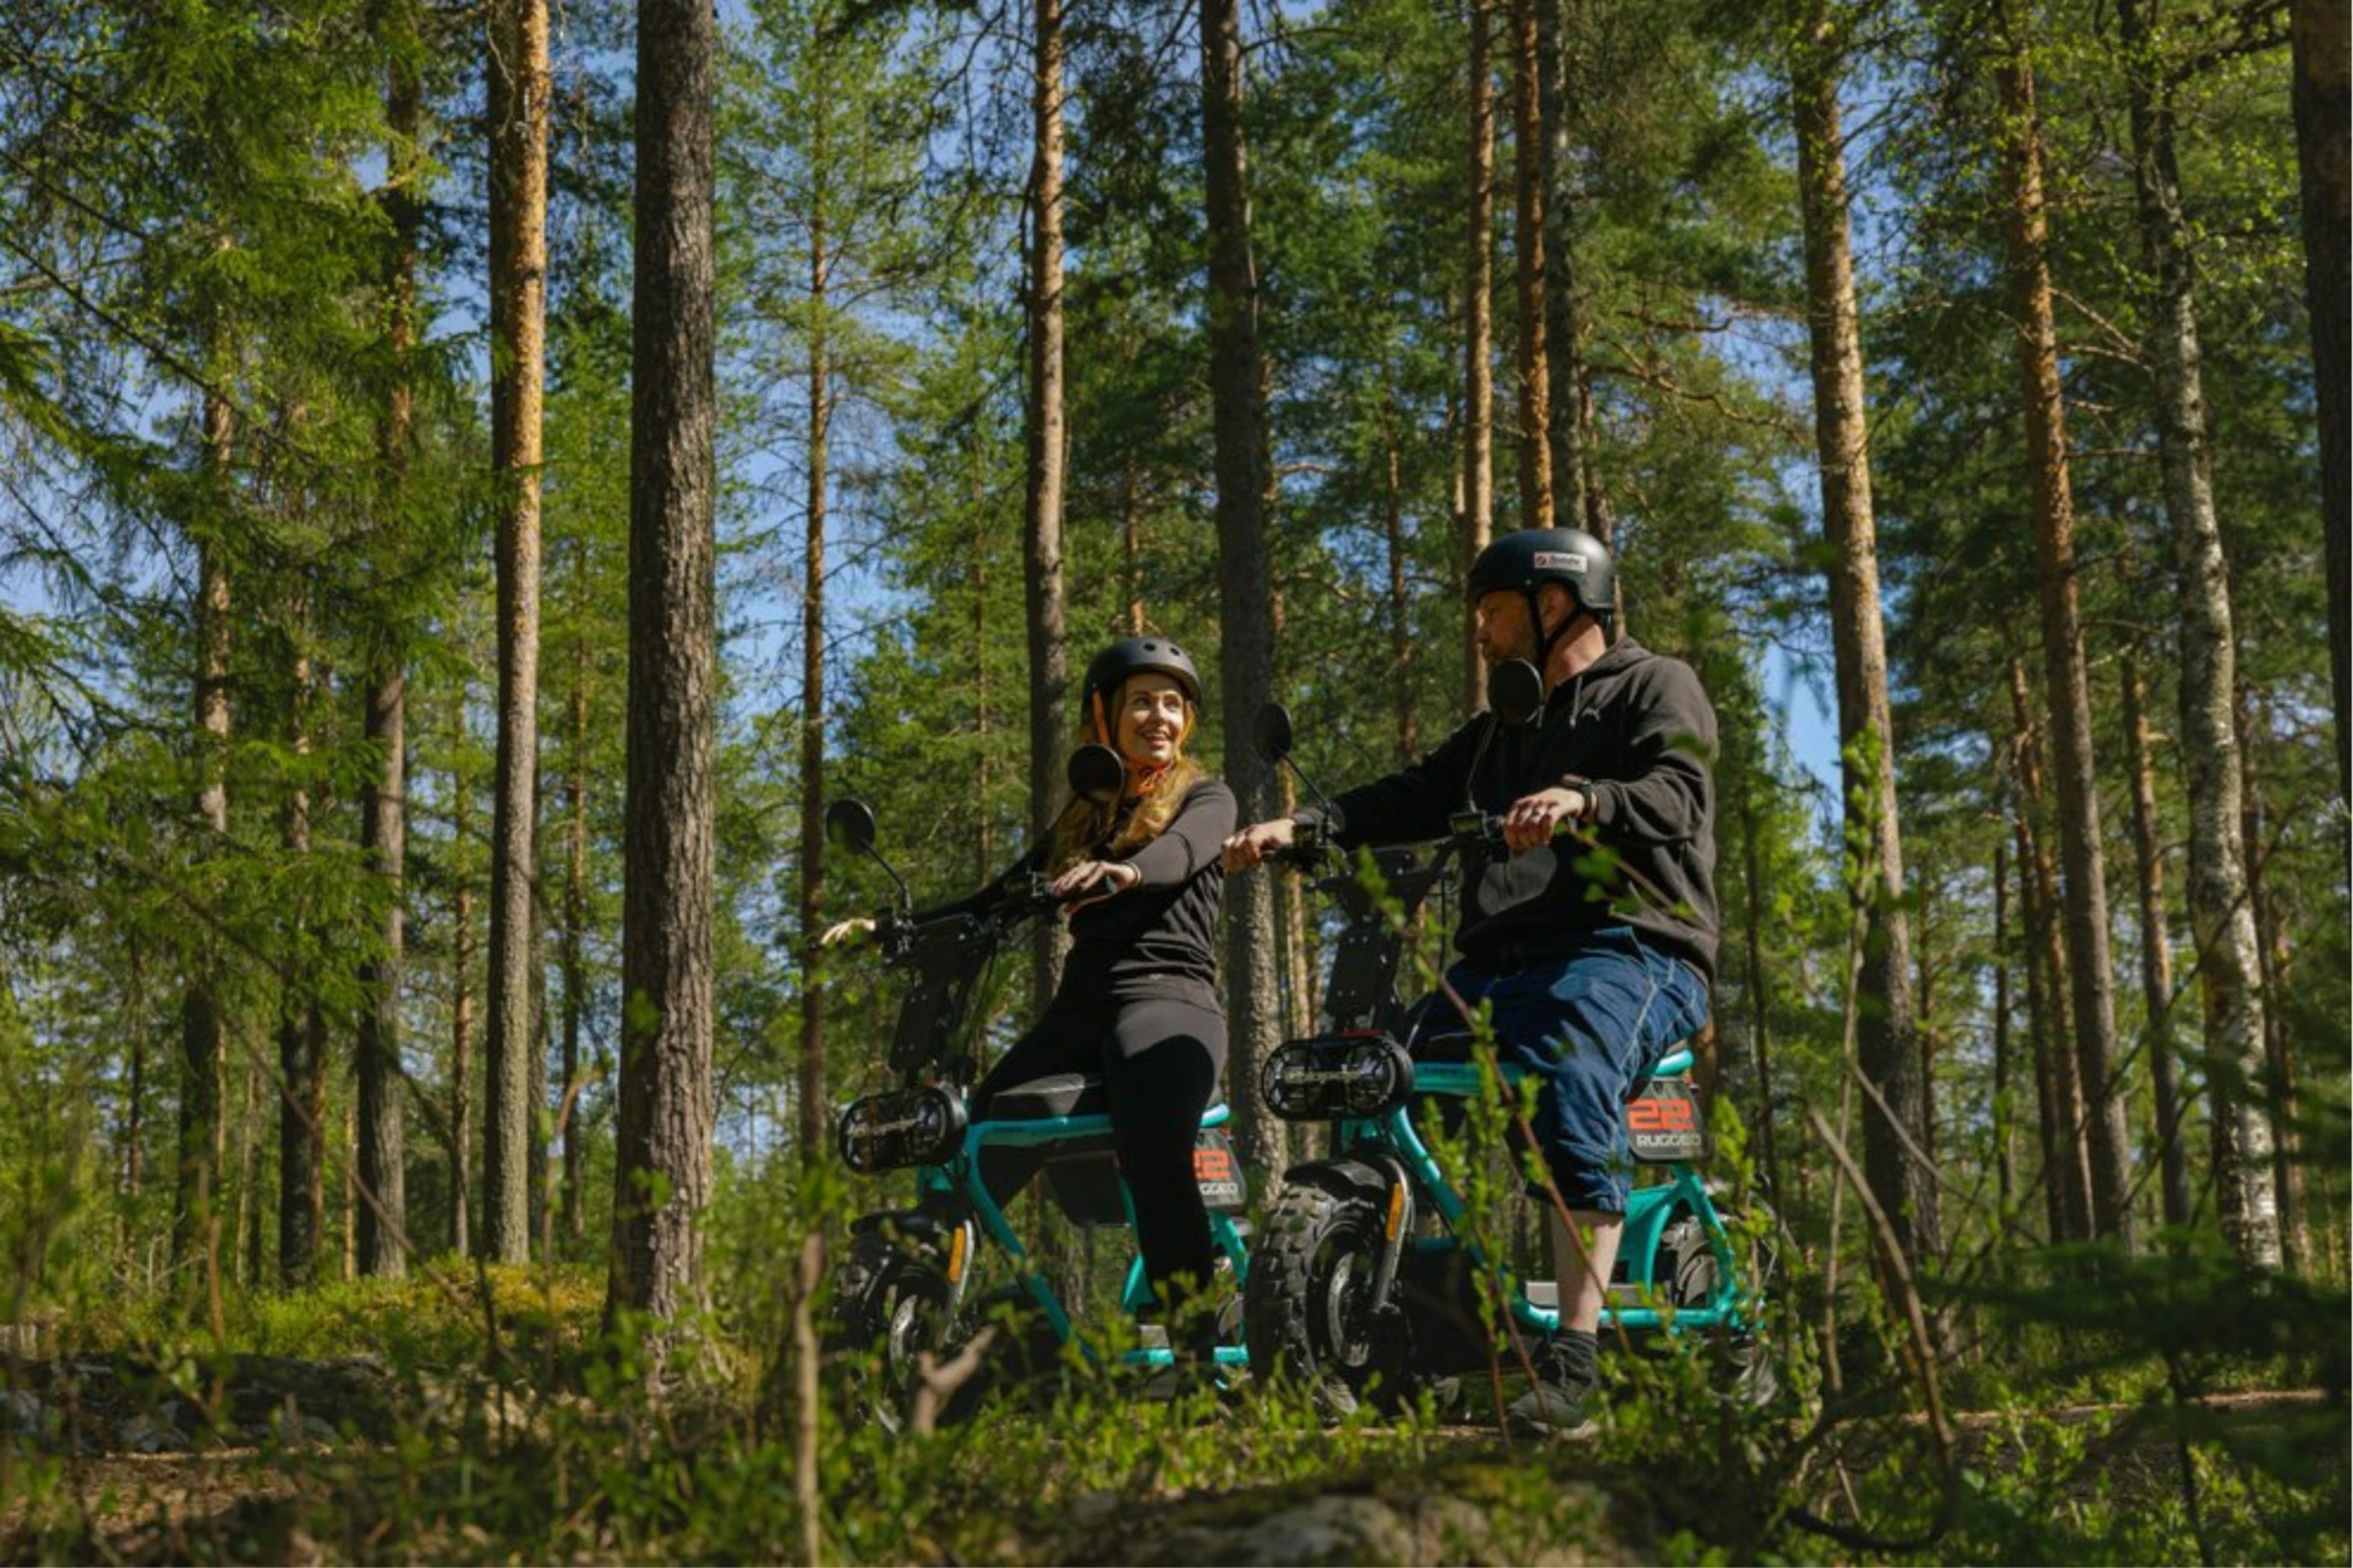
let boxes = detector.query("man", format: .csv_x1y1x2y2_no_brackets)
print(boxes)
1223,526,1718,1436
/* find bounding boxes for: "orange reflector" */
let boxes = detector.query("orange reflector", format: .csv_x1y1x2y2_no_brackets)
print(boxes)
1384,1183,1405,1241
947,1225,969,1285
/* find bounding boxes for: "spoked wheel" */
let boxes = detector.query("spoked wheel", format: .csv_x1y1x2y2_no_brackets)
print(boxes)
828,1232,960,1432
1245,1181,1411,1417
1657,1206,1779,1407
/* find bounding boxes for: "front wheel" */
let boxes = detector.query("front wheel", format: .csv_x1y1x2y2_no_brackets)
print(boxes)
1244,1180,1411,1417
827,1233,960,1432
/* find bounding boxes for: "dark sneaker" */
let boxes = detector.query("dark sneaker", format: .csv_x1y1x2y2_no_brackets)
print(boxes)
1505,1376,1597,1439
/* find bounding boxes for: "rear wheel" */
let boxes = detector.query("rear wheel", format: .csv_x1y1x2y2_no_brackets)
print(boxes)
1244,1181,1411,1417
1658,1206,1778,1407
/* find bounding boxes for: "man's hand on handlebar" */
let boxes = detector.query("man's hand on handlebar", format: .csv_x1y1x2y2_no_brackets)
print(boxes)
1050,858,1140,914
1221,818,1295,871
1501,786,1586,855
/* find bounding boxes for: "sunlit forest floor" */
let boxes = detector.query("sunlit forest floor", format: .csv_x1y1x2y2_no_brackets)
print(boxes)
1,1265,2344,1566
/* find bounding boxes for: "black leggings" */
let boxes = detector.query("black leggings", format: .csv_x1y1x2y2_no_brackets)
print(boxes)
971,993,1227,1316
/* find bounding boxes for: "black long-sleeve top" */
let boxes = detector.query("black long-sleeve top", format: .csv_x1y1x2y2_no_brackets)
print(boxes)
1295,637,1719,980
922,779,1237,1007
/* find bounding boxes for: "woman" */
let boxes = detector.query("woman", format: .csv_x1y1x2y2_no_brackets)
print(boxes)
830,636,1235,1332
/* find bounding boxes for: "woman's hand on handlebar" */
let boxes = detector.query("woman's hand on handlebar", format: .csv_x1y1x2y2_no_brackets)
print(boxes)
819,915,878,947
1500,786,1586,855
1221,818,1295,871
1050,858,1140,913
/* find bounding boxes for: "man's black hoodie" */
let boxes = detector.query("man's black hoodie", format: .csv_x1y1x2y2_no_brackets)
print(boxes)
1296,635,1718,981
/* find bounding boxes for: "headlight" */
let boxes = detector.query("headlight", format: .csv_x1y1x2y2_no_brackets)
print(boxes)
1261,1034,1414,1121
838,1086,968,1173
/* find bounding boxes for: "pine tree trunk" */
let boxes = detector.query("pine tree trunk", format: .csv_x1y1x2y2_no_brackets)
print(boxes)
797,210,831,1174
2115,0,2276,1267
561,647,589,1241
1510,0,1551,532
178,393,233,1292
278,619,322,1289
1993,837,2016,1216
1383,384,1417,766
483,0,550,1265
1202,0,1287,1174
1463,0,1495,711
358,49,419,1278
2291,0,2350,799
611,0,718,1330
1532,0,1588,532
2010,659,2091,1241
1025,0,1071,1010
1992,13,2134,1249
1791,0,1937,1261
449,691,475,1260
2120,648,2191,1227
1735,761,1780,1201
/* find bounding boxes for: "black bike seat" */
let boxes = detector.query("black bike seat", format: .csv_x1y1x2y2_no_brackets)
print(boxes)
986,1072,1109,1119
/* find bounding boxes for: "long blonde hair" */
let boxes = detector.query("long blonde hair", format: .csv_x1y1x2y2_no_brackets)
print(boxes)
1045,684,1205,873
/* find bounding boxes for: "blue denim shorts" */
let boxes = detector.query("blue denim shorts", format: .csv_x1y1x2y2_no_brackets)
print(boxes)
1404,926,1711,1214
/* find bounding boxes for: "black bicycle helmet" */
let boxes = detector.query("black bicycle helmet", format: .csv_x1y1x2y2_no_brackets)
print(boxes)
1464,527,1616,664
1082,635,1203,742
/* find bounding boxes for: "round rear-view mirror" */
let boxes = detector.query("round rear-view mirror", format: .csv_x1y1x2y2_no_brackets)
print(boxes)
1067,744,1126,806
824,798,878,853
1253,703,1294,766
1490,660,1544,725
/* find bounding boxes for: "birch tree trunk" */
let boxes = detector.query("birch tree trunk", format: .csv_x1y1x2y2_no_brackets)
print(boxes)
611,0,718,1331
2116,0,2277,1266
484,0,551,1263
1202,0,1287,1173
1790,0,1937,1261
2120,649,2191,1228
1992,11,2133,1248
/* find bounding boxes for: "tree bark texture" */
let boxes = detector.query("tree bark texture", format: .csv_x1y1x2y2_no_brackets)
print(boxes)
1509,0,1552,532
1532,0,1588,532
1025,0,1072,1010
1463,0,1495,711
1202,0,1287,1175
2120,650,2191,1228
1993,837,2016,1215
1992,18,2134,1249
612,0,718,1327
2291,0,2350,799
484,0,551,1264
1791,1,1938,1262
